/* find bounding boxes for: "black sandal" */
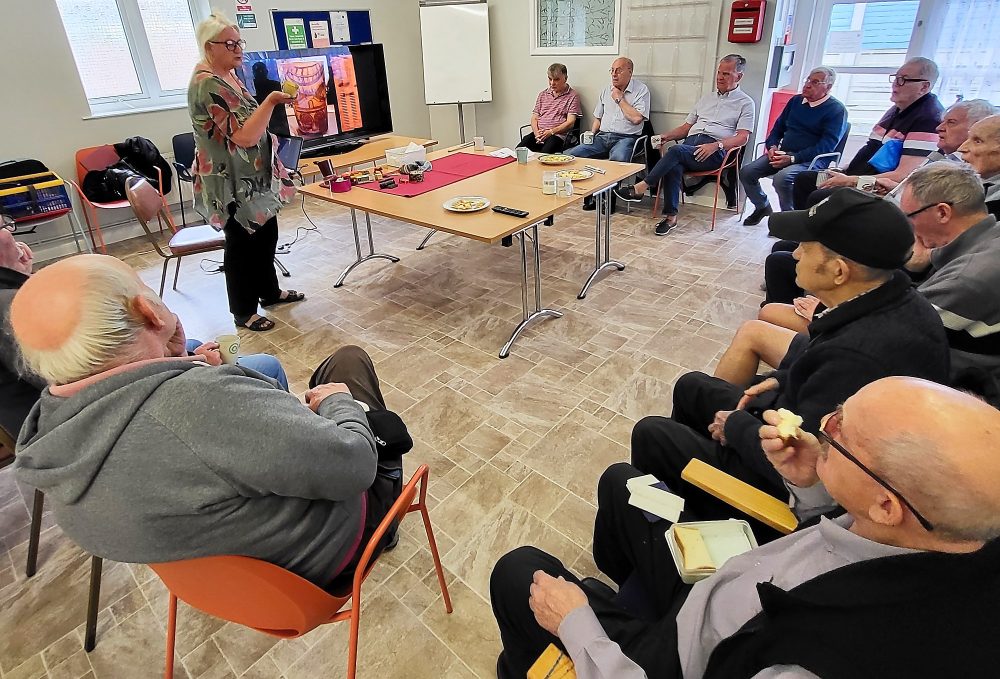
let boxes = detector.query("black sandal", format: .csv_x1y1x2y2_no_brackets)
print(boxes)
236,315,276,332
261,290,306,308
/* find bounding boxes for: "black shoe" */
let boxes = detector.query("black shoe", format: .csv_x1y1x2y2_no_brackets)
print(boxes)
655,217,677,236
613,186,641,203
582,196,596,211
743,204,773,226
383,530,400,551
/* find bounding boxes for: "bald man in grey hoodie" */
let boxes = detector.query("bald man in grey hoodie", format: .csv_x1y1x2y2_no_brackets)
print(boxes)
10,254,399,590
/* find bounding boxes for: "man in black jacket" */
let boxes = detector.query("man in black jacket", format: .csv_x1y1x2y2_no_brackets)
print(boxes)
0,221,43,441
632,189,949,506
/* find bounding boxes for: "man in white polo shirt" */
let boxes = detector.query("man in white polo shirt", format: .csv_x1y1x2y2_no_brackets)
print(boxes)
617,55,755,236
568,57,650,171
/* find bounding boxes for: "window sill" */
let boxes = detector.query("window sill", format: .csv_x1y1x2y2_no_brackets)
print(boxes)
83,102,188,120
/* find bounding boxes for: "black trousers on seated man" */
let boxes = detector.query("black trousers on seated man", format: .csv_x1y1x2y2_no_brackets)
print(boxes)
491,463,693,679
517,132,566,154
309,345,403,591
631,371,788,518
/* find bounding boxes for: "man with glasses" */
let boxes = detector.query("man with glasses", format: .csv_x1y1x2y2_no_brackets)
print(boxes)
740,67,847,224
568,57,649,165
616,55,754,235
791,57,943,209
490,376,1000,679
900,162,1000,399
630,189,948,509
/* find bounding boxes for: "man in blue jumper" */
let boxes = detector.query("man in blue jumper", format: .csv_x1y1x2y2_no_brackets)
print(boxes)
741,67,848,225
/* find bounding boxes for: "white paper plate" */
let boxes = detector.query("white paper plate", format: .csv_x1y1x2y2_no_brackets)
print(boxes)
443,196,490,212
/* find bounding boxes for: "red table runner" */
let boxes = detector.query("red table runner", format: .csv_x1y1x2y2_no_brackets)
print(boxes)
357,153,515,197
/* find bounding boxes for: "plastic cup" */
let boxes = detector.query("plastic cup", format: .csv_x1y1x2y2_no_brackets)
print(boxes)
515,147,529,164
473,136,485,151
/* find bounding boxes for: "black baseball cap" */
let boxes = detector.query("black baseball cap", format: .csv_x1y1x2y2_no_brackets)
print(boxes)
768,188,914,269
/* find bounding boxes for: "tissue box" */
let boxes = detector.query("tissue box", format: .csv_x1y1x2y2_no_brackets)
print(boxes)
385,145,426,167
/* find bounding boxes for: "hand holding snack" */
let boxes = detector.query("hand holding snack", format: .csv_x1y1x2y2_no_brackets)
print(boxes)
759,409,822,487
281,80,299,97
775,408,803,441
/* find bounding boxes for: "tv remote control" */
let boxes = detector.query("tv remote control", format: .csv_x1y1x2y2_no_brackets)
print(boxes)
492,205,529,218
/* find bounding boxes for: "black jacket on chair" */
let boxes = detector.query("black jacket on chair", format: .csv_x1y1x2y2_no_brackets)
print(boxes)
723,271,950,482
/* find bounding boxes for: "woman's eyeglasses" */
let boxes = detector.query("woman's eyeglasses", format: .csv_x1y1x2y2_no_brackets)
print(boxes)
818,410,934,531
890,75,928,87
209,39,246,52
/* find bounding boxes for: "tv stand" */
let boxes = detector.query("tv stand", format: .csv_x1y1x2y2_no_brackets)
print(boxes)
301,139,369,158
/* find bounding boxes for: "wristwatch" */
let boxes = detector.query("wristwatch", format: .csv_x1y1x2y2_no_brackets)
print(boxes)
614,97,622,105
717,141,724,152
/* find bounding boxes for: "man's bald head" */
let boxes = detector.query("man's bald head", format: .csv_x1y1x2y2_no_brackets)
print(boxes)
11,255,167,384
826,377,1000,545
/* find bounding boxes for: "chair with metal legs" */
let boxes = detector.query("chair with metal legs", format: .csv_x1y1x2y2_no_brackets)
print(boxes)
1,423,104,652
652,143,747,231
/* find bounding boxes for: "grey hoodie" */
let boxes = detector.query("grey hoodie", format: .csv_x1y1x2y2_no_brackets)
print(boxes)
15,359,377,589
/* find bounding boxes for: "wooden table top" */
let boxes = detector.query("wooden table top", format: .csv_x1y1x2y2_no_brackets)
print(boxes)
297,147,644,244
297,135,438,175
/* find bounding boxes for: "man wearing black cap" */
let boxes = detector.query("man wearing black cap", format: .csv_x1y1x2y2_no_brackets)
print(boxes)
631,188,950,507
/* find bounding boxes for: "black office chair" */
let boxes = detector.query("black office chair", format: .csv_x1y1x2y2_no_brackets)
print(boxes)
171,132,196,227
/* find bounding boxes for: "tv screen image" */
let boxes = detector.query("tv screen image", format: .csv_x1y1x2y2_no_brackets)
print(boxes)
238,44,392,155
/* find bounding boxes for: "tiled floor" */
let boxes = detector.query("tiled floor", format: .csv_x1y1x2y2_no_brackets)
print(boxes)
0,192,774,678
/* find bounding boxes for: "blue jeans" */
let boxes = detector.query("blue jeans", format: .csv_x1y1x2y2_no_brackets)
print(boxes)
567,132,639,162
645,135,724,216
739,154,810,211
185,338,289,391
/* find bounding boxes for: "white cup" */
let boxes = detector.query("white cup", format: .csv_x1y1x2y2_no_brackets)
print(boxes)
216,334,241,365
581,131,595,145
542,171,557,195
650,134,663,149
557,177,573,197
473,136,485,151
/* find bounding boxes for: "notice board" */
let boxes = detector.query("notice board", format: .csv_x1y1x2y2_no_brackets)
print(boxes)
270,10,373,49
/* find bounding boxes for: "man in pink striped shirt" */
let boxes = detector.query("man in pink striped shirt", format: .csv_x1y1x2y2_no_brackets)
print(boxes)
517,63,584,154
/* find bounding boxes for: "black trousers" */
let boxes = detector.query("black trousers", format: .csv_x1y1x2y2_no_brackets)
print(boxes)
491,463,690,679
763,239,802,305
222,214,281,320
630,371,788,522
517,132,566,154
309,345,401,591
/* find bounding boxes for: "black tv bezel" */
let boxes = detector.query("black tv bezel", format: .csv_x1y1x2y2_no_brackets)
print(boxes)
239,43,393,154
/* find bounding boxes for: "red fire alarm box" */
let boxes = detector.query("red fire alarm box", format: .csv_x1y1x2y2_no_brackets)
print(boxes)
729,0,766,43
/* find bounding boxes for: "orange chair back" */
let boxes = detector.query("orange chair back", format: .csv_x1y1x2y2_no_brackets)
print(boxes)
75,145,120,185
151,555,348,638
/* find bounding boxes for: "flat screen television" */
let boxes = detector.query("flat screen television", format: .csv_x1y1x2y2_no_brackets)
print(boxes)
237,44,392,156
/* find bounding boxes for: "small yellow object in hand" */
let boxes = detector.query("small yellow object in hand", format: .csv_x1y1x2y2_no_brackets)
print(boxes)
775,408,803,441
281,80,299,97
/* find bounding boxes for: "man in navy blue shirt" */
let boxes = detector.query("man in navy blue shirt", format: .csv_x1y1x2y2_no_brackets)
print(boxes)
741,67,847,225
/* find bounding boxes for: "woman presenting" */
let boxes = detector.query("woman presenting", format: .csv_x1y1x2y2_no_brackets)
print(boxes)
188,11,304,331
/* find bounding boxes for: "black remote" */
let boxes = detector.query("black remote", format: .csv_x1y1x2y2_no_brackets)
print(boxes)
492,205,529,218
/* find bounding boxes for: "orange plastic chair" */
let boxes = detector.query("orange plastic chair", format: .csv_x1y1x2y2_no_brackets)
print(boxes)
150,464,453,679
71,144,164,253
653,143,746,231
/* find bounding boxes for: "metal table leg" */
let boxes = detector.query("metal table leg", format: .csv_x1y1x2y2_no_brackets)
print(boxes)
577,187,625,299
334,209,400,288
416,230,436,250
500,223,563,358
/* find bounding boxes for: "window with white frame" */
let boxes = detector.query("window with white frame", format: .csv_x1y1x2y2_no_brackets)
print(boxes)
56,0,210,117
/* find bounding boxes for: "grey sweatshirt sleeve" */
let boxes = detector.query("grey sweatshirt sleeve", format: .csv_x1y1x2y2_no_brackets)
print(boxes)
558,607,647,679
158,369,378,501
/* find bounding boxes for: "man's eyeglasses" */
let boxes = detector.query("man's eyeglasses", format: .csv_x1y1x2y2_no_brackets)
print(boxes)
905,201,952,219
209,39,246,52
891,75,928,87
803,78,829,86
818,410,934,531
609,67,630,75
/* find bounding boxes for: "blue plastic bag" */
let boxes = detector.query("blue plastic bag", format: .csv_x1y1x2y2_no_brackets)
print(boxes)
869,138,903,173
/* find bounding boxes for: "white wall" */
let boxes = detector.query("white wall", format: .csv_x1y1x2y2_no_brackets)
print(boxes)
1,0,429,258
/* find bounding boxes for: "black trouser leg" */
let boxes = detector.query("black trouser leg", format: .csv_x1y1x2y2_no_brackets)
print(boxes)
222,215,281,319
792,171,819,210
540,136,566,153
309,344,387,411
763,251,802,305
593,463,693,611
517,133,542,152
490,544,685,679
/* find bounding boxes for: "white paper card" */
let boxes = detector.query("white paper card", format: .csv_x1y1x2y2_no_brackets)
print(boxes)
330,11,350,43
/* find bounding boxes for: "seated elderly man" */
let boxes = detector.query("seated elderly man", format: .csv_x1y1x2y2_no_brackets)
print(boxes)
516,63,583,154
615,55,754,236
11,254,401,590
791,57,943,209
740,67,847,224
491,377,1000,678
762,98,992,306
957,113,1000,218
747,164,1000,404
633,190,949,508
